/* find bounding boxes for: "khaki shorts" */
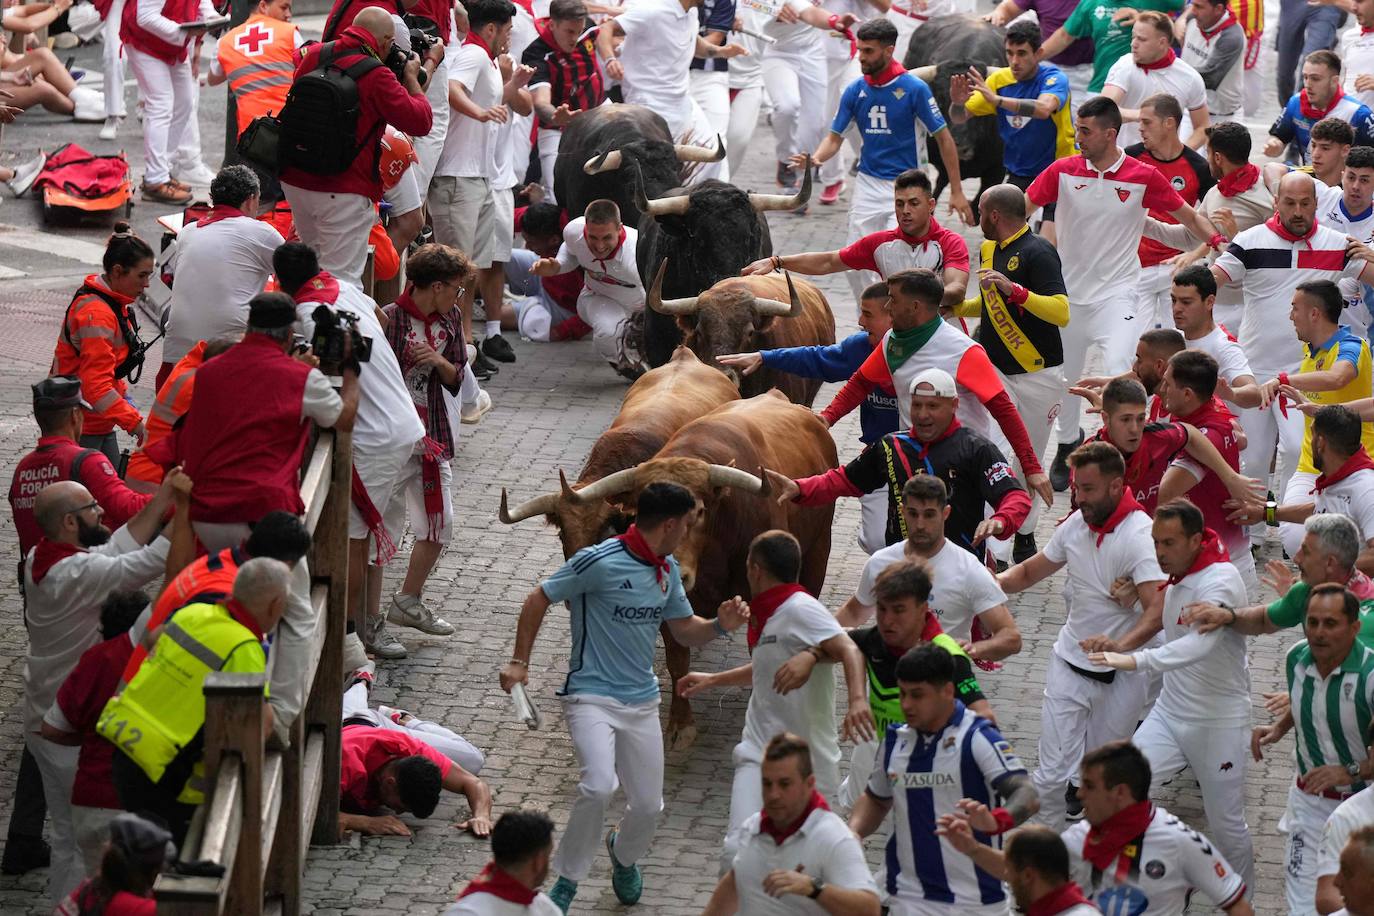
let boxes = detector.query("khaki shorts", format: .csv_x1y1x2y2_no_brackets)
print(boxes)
490,185,515,264
428,175,496,268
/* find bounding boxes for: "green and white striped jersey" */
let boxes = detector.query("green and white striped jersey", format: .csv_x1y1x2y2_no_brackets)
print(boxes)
1285,640,1374,792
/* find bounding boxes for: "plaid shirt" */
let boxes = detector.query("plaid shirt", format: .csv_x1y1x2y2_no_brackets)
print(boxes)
382,301,466,461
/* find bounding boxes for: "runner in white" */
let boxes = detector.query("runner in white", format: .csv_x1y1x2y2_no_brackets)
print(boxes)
676,530,874,874
1101,11,1210,149
1314,146,1374,337
1168,266,1261,411
996,441,1168,831
1087,498,1255,893
1343,0,1374,110
1316,781,1374,915
444,811,564,915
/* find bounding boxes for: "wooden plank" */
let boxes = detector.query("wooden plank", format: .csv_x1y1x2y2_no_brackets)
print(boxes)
299,729,326,843
197,763,243,864
260,751,284,871
297,585,330,703
299,434,335,535
203,673,267,916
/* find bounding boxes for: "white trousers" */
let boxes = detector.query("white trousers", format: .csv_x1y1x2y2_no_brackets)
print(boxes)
727,85,763,177
1002,367,1065,533
1280,470,1320,557
1033,652,1148,832
1136,263,1174,329
102,0,127,119
661,95,728,183
1237,395,1305,494
552,695,664,882
1281,783,1343,916
578,290,639,365
412,57,450,198
537,127,562,204
820,55,862,186
1063,63,1093,118
846,172,898,305
26,734,80,904
1135,712,1254,892
859,488,887,554
1056,296,1141,444
762,50,829,166
71,804,119,877
126,47,195,186
341,681,485,774
280,183,375,290
689,69,731,139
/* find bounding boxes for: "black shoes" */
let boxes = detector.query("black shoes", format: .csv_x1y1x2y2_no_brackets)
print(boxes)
482,334,517,363
1050,429,1084,492
471,350,498,381
1,836,51,875
776,162,799,192
1065,784,1084,821
1012,532,1038,565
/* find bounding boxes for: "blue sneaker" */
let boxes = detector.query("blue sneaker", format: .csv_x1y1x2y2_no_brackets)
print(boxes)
605,829,643,905
548,876,577,913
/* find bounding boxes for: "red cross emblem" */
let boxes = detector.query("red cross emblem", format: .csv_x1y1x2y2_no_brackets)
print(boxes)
235,23,273,56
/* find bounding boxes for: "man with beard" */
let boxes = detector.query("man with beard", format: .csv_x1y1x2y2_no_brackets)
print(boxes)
1167,266,1262,409
22,475,182,902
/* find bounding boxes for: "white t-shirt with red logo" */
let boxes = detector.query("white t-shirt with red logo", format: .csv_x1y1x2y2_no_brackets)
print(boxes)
552,217,644,308
837,218,970,280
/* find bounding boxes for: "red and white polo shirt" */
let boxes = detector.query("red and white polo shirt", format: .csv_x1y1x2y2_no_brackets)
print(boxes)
1027,150,1186,304
837,218,971,279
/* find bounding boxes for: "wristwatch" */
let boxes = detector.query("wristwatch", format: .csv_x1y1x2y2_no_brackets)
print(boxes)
1346,760,1363,779
1265,500,1279,527
808,877,826,900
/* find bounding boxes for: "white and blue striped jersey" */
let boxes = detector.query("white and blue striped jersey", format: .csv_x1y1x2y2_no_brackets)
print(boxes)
540,538,694,704
865,702,1027,909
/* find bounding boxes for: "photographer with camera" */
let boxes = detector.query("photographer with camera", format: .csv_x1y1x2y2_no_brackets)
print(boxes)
272,242,428,661
278,6,443,290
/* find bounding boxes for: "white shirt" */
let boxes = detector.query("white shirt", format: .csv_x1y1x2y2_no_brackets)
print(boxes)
1318,786,1374,878
739,0,821,53
555,217,644,308
492,6,538,191
730,808,879,915
1186,325,1253,384
740,592,843,793
1042,508,1165,671
1062,805,1247,915
163,215,284,364
1344,25,1374,109
437,42,501,179
442,892,563,915
294,283,424,454
133,0,216,46
855,540,1007,643
22,526,169,735
616,0,699,135
1135,559,1251,727
1104,55,1207,148
1310,467,1374,543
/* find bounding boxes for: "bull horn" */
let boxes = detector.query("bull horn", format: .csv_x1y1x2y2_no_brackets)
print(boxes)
499,488,562,525
646,259,700,316
559,469,577,501
751,271,804,319
747,157,813,212
706,464,768,495
583,149,623,174
911,64,938,83
633,162,691,217
674,135,726,163
563,466,642,505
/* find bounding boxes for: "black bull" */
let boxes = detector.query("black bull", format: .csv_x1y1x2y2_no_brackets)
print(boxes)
904,15,1008,217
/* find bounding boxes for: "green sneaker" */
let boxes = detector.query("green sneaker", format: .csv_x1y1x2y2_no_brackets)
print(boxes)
605,829,643,905
548,876,577,913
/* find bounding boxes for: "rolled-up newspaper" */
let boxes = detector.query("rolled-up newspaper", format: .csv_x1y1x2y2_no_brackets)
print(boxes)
511,683,541,730
730,25,777,44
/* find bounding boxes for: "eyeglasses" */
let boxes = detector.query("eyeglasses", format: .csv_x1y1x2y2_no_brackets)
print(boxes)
440,279,466,297
68,501,102,517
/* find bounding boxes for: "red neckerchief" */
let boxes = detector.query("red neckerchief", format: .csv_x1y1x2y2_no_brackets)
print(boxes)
1083,801,1154,871
225,597,265,639
1313,446,1374,493
617,524,670,586
535,17,571,56
1198,9,1238,39
759,790,830,845
30,539,83,585
394,290,441,329
464,28,495,59
1138,47,1176,72
1216,162,1260,198
747,583,810,650
1161,528,1229,588
1265,213,1318,243
294,271,340,305
864,59,905,86
911,416,962,461
1300,85,1345,120
1364,26,1374,34
1026,882,1094,916
1084,490,1146,547
885,611,945,656
896,217,942,248
512,0,533,15
196,205,247,228
457,862,537,905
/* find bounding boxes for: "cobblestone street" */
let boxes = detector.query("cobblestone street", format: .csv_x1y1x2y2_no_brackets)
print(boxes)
0,6,1309,913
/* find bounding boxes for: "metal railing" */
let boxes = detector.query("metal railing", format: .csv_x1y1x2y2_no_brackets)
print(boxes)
152,425,353,915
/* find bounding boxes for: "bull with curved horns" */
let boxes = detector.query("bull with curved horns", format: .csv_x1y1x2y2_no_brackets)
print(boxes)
635,161,813,369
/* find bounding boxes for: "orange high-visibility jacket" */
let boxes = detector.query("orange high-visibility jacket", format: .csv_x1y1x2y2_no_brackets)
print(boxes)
126,340,208,487
52,275,143,437
218,13,299,136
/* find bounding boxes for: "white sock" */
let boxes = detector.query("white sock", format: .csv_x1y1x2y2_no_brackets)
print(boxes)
485,320,501,339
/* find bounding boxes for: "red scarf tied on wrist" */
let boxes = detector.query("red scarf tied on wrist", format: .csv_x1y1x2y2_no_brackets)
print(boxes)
1216,162,1260,198
1138,48,1176,72
617,524,670,586
1313,446,1374,493
1083,490,1145,547
29,539,83,586
865,58,906,86
1083,801,1154,871
457,863,537,905
1300,86,1346,120
759,790,830,845
1026,882,1094,916
1160,528,1229,588
196,205,247,228
747,582,810,650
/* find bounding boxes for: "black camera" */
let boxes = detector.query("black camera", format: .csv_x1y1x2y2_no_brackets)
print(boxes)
310,305,372,369
385,28,436,87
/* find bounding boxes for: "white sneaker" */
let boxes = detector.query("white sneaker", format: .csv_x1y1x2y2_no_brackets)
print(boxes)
99,116,119,141
387,593,456,635
70,86,106,122
461,388,492,425
5,153,44,197
172,160,218,187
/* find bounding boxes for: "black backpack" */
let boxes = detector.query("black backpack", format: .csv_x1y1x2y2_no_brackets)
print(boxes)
278,41,385,176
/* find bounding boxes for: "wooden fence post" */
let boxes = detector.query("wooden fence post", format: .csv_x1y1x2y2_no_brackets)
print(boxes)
203,673,267,916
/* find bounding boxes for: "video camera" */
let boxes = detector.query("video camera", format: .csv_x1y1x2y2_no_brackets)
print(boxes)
310,305,372,370
385,19,439,87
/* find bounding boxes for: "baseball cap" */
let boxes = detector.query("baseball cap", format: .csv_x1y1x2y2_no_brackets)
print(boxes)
247,292,298,330
32,376,91,412
108,812,175,869
909,367,957,398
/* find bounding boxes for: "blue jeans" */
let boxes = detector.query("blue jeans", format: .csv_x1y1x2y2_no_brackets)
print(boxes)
1277,0,1346,104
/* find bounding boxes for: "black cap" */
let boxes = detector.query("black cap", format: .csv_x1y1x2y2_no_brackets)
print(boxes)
247,292,299,330
33,376,90,412
108,812,175,869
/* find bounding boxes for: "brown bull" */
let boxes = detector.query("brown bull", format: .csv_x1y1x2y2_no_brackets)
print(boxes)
647,267,836,407
563,390,837,746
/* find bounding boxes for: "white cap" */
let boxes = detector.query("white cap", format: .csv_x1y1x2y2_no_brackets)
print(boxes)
909,367,957,398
